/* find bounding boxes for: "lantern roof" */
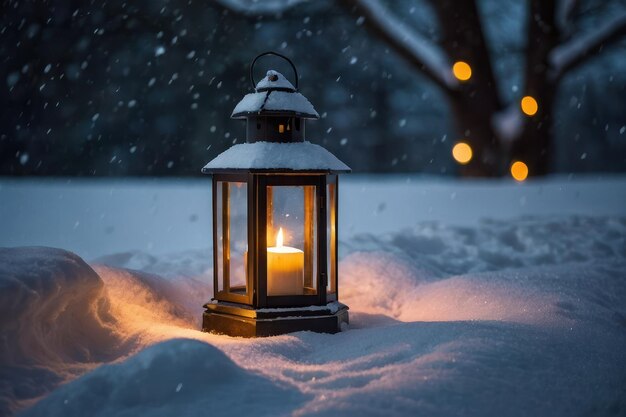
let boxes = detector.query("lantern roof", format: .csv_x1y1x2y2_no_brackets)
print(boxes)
231,70,319,120
202,141,351,173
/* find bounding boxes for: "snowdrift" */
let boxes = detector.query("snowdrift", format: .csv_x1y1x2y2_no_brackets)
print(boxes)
0,247,210,415
0,247,120,415
1,212,625,416
22,339,307,417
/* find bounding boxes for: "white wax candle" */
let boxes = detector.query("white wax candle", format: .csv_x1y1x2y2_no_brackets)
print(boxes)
267,246,304,295
267,228,304,296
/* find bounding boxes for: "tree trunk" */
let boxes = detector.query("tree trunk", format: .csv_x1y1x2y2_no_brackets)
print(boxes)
447,93,503,176
511,87,556,177
429,0,504,177
511,0,560,176
340,0,626,177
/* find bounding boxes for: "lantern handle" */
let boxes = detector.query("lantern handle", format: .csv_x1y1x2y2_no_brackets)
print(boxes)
250,51,299,90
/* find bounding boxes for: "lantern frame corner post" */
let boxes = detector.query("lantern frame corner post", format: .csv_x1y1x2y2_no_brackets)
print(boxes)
325,174,339,302
211,175,218,298
254,173,267,308
248,172,259,308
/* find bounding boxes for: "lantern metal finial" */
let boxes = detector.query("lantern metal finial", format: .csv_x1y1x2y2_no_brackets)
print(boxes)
250,51,299,90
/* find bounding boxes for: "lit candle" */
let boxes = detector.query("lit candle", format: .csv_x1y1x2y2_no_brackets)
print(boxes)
267,227,304,296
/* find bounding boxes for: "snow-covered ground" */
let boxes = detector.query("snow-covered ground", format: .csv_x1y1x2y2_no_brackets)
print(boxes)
1,175,625,416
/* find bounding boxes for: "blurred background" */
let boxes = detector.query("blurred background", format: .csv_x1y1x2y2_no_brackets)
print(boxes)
1,0,625,178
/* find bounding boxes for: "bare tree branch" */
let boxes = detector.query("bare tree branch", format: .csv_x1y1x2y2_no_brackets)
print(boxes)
550,13,626,80
556,0,579,34
339,0,458,93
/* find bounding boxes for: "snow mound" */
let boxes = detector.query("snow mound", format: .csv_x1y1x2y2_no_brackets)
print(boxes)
341,251,626,328
93,264,207,329
0,247,121,415
344,216,626,277
341,216,626,327
22,338,308,417
340,251,563,325
94,249,212,282
0,247,213,416
92,249,213,330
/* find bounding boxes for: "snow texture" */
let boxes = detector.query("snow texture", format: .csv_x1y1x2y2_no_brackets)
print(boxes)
255,70,295,91
231,90,319,119
1,177,626,416
202,141,351,172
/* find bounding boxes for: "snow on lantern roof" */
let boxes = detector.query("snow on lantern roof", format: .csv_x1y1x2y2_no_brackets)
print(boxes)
255,70,295,91
231,70,319,119
202,141,351,173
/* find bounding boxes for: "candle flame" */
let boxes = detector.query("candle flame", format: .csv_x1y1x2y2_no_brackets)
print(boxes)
276,227,284,248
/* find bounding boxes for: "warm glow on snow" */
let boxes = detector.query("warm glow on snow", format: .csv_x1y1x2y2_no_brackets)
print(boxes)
452,61,472,81
521,96,538,116
510,161,529,181
452,142,473,164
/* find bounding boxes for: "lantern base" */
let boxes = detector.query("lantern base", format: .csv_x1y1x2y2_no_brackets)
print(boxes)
202,301,349,337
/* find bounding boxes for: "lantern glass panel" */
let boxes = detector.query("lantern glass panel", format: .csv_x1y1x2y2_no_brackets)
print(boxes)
266,185,317,296
216,181,248,296
327,178,337,296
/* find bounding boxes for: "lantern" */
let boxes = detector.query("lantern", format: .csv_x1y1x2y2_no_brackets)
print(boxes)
201,52,351,337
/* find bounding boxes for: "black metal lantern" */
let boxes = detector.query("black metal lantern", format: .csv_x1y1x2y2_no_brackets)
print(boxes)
201,52,351,337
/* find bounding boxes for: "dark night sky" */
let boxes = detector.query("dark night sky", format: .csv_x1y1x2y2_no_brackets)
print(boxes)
1,0,625,176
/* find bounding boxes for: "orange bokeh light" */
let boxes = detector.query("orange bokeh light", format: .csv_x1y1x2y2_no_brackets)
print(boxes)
521,96,538,116
452,61,472,81
510,161,529,181
452,142,473,165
